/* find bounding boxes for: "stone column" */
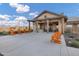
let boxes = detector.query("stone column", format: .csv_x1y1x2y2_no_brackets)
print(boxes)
28,21,30,30
46,20,49,32
33,22,36,32
72,24,78,34
58,20,62,33
62,18,65,33
36,21,39,32
64,22,67,33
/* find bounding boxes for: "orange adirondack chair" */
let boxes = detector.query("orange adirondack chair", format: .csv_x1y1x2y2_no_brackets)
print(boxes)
51,32,61,44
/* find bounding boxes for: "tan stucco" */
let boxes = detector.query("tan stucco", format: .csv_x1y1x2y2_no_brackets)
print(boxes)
37,12,59,20
29,11,67,33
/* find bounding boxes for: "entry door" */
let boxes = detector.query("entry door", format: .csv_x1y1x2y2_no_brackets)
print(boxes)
52,24,57,32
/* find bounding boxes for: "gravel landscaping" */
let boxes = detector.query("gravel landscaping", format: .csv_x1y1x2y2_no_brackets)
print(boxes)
64,32,79,48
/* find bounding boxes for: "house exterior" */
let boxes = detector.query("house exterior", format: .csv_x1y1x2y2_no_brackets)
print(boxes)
67,20,79,34
28,10,67,33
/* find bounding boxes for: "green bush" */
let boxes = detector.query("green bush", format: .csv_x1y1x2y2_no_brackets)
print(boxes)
64,30,71,34
64,31,70,34
71,40,79,48
0,31,9,35
75,39,79,41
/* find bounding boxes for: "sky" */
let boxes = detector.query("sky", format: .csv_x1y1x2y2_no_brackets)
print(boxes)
0,3,79,27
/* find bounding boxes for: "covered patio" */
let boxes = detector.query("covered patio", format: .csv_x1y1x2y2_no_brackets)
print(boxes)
67,21,79,34
28,11,67,33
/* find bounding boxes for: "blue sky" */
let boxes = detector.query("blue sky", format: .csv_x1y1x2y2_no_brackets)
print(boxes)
27,3,79,17
0,3,79,20
0,3,79,26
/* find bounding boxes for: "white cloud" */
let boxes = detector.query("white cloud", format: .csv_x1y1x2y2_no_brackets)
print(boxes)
6,21,19,27
14,16,28,26
0,14,11,20
9,3,30,13
15,16,27,21
12,15,19,18
0,14,12,27
14,16,33,27
16,5,30,13
9,3,18,7
0,15,31,27
29,12,38,17
9,3,18,8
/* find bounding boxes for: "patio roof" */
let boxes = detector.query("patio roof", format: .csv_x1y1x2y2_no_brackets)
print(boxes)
67,21,79,25
27,10,68,23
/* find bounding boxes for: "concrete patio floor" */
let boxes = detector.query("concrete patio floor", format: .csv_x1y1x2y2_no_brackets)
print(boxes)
0,32,79,56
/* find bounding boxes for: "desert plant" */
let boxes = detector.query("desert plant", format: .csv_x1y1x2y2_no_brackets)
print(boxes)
71,40,79,48
0,31,9,35
75,39,79,41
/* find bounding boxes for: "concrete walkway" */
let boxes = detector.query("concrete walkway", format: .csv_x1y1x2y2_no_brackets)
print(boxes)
0,32,79,56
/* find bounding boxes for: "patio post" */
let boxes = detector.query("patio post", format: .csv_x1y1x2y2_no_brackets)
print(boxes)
46,20,49,32
62,18,65,33
28,21,30,30
36,21,39,32
72,24,78,34
58,20,62,33
33,22,36,32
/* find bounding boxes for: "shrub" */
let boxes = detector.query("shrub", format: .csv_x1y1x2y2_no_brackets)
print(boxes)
64,30,71,34
75,39,79,41
0,31,9,35
71,40,79,48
